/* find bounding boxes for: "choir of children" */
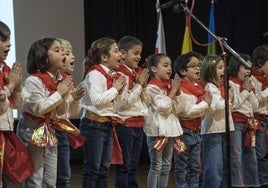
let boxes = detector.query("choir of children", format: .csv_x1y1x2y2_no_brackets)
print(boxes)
1,19,268,187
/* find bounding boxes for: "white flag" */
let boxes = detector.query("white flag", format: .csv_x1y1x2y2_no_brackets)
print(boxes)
155,5,166,54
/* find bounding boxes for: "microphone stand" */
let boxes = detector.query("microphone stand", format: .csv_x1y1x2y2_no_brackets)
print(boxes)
160,1,251,187
176,4,234,187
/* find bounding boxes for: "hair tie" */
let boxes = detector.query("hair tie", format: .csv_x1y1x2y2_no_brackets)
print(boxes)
87,49,93,58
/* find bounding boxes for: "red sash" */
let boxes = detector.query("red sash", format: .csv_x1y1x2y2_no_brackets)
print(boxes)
29,72,86,148
124,116,144,128
0,131,34,184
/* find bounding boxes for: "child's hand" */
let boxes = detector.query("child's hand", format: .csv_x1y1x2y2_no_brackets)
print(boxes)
228,87,234,103
0,91,6,102
136,69,150,88
71,83,85,101
242,77,252,92
172,73,181,95
5,62,22,92
113,75,126,94
57,77,73,97
203,91,212,105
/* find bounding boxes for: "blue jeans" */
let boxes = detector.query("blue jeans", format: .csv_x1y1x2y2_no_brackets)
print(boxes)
256,120,268,186
174,127,201,188
202,133,227,188
114,125,144,188
147,136,174,188
17,116,57,188
230,122,259,187
79,118,113,188
56,130,71,188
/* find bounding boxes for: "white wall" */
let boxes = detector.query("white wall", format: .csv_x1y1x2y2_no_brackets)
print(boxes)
0,0,16,66
13,0,85,83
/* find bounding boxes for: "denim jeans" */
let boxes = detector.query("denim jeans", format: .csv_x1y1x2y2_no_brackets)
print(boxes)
114,125,144,188
230,122,259,187
202,133,227,188
56,130,71,188
79,118,113,188
17,116,57,188
173,127,201,188
256,120,268,186
23,145,57,188
147,136,174,188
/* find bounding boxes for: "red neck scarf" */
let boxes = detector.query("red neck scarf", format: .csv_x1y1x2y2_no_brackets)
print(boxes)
87,64,120,89
149,77,172,95
180,78,205,104
251,68,268,90
229,76,243,92
31,71,61,95
116,64,136,89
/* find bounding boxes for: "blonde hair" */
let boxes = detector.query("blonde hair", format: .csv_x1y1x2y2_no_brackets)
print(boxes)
58,38,72,49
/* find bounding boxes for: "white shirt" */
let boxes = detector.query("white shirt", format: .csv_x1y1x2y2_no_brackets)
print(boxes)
250,76,268,115
229,80,258,118
201,83,234,134
0,87,22,130
22,74,66,118
0,62,23,130
143,84,185,137
117,65,150,120
81,64,124,117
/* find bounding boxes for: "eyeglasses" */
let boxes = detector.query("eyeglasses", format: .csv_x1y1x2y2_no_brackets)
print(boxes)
186,64,201,69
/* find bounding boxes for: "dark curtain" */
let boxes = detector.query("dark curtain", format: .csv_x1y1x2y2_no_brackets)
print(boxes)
84,0,268,62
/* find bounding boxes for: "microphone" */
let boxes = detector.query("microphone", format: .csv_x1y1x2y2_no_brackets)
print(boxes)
159,0,184,10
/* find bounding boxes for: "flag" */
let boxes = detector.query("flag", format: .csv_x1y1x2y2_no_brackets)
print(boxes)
181,14,193,54
207,0,216,54
155,5,166,54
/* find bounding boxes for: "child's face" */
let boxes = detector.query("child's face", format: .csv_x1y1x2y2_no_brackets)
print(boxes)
183,56,200,82
105,43,122,71
47,40,65,75
258,60,268,76
0,38,11,62
64,47,75,74
216,60,224,82
152,56,172,82
237,61,252,81
121,44,142,69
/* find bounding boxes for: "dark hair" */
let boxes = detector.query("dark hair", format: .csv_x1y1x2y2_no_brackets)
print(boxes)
83,37,116,79
118,35,142,51
0,21,10,41
228,53,252,77
146,53,168,77
252,45,268,68
173,51,200,78
200,54,223,87
27,38,58,74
